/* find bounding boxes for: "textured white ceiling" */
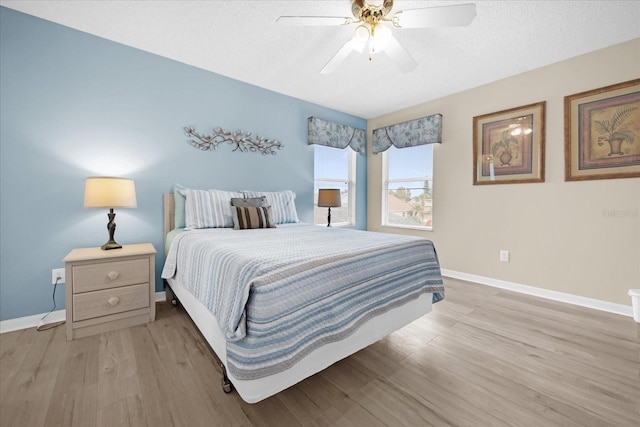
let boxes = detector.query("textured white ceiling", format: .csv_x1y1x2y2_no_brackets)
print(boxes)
2,1,639,118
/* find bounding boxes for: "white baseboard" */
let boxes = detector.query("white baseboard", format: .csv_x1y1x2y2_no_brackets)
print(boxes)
155,291,166,303
0,291,168,334
441,269,634,318
0,310,67,334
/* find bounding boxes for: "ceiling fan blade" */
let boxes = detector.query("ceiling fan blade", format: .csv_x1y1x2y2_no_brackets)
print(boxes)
321,39,357,74
383,36,417,73
276,16,351,26
393,3,476,28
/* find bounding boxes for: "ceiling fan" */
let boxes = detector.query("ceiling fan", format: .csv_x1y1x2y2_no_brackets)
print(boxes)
277,1,476,74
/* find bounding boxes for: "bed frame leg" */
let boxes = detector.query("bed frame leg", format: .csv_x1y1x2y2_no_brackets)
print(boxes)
220,362,233,393
164,280,179,306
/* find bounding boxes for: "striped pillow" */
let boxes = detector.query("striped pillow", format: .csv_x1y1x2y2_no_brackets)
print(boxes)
242,190,300,224
233,206,275,230
180,188,242,229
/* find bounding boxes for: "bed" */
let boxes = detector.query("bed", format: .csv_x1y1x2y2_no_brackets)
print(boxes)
161,190,444,403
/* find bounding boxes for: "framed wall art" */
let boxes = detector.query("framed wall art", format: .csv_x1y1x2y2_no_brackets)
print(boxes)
564,79,640,181
473,101,545,185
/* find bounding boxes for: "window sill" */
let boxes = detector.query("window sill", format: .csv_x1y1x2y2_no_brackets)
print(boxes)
382,223,433,232
315,223,354,228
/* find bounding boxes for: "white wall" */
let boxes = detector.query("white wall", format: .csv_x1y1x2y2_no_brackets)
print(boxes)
367,39,640,306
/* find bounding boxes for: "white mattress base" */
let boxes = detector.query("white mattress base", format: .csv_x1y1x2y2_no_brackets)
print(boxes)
167,278,432,403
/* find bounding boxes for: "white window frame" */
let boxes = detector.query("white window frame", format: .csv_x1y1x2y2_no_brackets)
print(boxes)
381,146,433,231
314,146,357,227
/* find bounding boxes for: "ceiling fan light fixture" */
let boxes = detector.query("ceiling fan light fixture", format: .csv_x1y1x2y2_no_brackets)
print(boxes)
354,24,371,42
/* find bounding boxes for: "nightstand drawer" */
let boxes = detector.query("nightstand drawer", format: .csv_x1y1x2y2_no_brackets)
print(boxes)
73,283,150,322
73,258,149,293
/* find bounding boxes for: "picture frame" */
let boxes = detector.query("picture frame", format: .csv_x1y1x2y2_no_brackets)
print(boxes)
473,101,545,185
564,79,640,181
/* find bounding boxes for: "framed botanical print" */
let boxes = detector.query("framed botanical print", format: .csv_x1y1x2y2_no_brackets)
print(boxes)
564,79,640,181
473,102,546,185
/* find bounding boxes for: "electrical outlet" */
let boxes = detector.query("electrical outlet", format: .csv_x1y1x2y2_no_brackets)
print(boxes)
499,250,510,263
51,268,65,284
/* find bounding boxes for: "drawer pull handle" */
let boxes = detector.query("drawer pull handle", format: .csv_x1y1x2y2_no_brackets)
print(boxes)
107,271,120,280
107,296,120,306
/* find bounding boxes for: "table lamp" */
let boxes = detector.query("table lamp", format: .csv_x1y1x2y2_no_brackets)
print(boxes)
83,177,137,250
317,189,341,227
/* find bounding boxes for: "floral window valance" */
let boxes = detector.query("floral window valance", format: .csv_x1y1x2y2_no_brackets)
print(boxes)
372,114,442,154
308,117,366,155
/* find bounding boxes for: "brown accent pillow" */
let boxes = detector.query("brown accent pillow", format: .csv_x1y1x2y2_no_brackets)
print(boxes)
233,206,276,230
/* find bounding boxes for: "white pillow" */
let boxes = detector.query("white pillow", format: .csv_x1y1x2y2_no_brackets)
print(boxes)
179,188,242,229
242,190,300,224
173,183,187,229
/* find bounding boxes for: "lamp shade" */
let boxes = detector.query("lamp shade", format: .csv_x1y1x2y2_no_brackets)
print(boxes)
83,177,137,209
317,189,342,208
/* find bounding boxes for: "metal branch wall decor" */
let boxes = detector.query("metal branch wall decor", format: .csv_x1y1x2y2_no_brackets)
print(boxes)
184,126,283,155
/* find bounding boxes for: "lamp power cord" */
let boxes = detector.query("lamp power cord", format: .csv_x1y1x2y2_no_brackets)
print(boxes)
36,277,65,331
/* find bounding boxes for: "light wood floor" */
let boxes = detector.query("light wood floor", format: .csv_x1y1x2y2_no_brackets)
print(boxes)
1,278,638,427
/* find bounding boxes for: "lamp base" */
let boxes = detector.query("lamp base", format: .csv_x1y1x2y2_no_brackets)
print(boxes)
101,209,122,250
101,240,122,250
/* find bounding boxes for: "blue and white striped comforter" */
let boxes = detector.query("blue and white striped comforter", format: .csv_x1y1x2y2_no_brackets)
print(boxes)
162,224,443,380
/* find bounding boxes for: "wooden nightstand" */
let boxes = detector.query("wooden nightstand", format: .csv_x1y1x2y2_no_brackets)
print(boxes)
64,243,156,340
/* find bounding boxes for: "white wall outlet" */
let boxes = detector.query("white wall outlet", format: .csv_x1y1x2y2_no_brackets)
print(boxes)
52,268,65,284
499,250,510,263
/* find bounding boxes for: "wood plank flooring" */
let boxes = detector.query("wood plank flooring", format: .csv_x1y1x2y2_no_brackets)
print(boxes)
1,278,638,426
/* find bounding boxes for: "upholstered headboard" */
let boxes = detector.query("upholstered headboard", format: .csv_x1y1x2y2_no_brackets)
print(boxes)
163,193,175,238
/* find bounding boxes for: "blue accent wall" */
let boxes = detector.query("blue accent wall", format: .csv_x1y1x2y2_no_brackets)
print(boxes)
0,7,367,321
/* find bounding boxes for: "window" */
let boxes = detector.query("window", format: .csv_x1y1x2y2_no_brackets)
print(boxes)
314,145,356,226
382,144,433,230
